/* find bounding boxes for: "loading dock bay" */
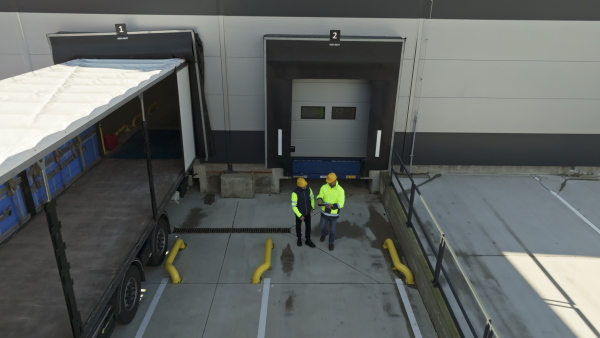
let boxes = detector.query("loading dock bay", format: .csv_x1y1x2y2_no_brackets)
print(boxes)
111,179,437,338
112,174,600,338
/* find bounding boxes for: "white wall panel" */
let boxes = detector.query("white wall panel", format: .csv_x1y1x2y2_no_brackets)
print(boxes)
205,94,225,130
394,96,410,132
226,57,263,96
415,19,600,136
421,60,600,99
417,98,600,134
426,20,600,62
19,13,222,57
0,13,23,54
223,16,417,59
0,54,28,80
30,54,53,70
398,60,413,97
228,95,264,131
203,56,224,95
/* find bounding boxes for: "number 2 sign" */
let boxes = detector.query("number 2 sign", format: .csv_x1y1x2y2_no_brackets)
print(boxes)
330,30,340,42
329,30,341,46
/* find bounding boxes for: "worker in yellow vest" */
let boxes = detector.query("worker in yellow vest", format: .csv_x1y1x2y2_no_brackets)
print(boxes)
291,177,316,247
316,173,345,251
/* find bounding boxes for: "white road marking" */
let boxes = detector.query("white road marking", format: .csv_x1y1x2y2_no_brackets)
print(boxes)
135,278,169,338
396,278,422,338
257,278,271,338
551,190,600,236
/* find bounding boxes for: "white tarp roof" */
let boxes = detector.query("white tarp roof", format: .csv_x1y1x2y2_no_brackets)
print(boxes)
0,58,184,183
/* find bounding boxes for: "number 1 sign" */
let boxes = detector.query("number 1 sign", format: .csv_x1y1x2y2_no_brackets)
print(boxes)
115,24,128,36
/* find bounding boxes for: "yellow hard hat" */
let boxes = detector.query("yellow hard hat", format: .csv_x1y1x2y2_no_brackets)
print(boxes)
325,172,337,183
297,177,308,187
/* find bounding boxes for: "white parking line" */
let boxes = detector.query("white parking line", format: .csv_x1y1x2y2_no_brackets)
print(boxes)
534,176,600,237
395,278,422,338
551,190,600,236
135,278,169,338
257,278,271,338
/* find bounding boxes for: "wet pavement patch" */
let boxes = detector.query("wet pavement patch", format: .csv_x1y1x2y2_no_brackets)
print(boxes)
336,205,397,250
203,193,215,205
383,300,400,318
280,243,295,275
181,207,206,228
285,292,295,315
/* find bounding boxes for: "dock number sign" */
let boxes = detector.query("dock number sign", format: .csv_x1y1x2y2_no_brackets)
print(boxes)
115,24,128,40
329,30,340,46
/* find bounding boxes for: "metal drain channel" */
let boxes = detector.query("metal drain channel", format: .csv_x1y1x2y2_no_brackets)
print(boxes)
172,227,291,234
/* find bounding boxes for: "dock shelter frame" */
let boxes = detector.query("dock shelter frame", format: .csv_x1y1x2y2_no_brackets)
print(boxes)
264,35,405,176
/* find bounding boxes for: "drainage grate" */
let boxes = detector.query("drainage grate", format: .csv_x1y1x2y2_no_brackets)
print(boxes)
172,227,291,234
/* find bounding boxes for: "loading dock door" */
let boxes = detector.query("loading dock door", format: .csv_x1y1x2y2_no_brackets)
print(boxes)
291,79,370,158
264,35,405,176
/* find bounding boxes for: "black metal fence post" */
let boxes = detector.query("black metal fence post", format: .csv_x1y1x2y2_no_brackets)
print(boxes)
432,234,446,287
406,183,416,227
483,319,494,338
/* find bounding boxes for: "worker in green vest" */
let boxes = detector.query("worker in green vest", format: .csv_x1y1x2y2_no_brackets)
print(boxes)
291,177,316,247
316,173,345,251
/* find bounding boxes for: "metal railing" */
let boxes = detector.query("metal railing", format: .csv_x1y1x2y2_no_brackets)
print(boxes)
390,149,498,338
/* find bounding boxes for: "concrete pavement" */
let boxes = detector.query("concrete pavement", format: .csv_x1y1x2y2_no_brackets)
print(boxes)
112,178,438,338
407,174,600,338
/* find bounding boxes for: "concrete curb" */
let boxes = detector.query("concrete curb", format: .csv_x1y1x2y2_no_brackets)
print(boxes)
379,172,460,338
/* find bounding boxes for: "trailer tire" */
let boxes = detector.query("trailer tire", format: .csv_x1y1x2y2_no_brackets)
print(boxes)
148,217,169,266
115,264,141,324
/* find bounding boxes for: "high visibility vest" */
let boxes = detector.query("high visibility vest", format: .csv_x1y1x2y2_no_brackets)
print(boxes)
316,182,345,217
291,187,314,218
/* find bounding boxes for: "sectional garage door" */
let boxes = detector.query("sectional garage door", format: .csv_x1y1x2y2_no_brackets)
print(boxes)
291,79,371,158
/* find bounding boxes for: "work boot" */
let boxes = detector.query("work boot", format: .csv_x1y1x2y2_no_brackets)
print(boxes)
329,243,334,251
297,238,302,247
320,235,326,242
305,238,316,248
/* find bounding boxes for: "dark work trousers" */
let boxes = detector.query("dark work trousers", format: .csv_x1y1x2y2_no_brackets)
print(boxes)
295,213,312,239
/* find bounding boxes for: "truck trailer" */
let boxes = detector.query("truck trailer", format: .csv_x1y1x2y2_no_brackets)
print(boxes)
0,30,210,337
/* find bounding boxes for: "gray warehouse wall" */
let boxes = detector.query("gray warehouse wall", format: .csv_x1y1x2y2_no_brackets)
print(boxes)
1,1,599,166
399,19,600,166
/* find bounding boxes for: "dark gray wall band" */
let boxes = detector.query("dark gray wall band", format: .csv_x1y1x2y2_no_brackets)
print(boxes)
222,0,421,18
432,0,600,21
394,132,600,166
5,0,600,20
207,131,265,164
7,0,218,15
190,131,600,166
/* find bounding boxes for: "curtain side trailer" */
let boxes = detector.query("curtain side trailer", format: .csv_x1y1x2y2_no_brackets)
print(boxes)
0,56,200,337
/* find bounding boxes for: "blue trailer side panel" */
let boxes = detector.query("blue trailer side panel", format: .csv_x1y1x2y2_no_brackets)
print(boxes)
0,178,27,241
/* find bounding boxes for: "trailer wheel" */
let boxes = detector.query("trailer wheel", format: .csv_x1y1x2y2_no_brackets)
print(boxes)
148,217,169,266
115,264,141,324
